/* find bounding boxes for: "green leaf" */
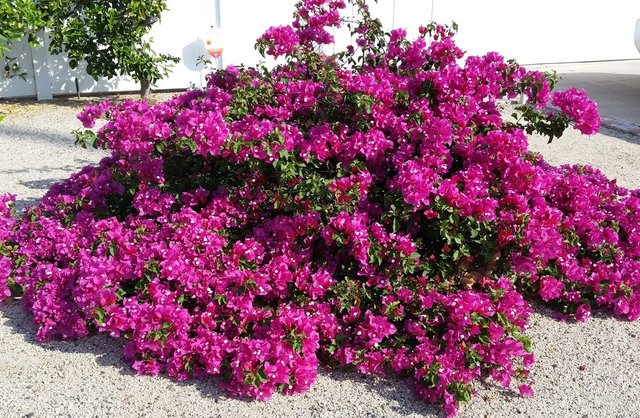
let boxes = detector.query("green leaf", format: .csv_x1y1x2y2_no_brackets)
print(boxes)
244,371,254,386
108,243,116,257
256,367,269,384
465,349,483,369
496,312,509,326
94,307,106,325
178,137,198,153
449,382,472,404
478,334,491,345
73,129,100,149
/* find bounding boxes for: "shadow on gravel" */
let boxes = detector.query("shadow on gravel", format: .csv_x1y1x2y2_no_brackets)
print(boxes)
0,97,102,110
12,198,41,213
0,159,98,175
323,368,441,416
0,301,128,371
20,178,61,190
0,300,442,417
599,126,640,146
0,300,230,398
0,93,180,110
0,124,77,145
527,299,624,326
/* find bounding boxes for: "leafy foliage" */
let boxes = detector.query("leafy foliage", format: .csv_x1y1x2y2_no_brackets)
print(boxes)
0,0,178,95
0,0,45,78
40,0,178,93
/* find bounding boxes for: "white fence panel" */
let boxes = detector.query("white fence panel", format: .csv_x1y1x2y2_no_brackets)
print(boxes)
433,0,640,64
219,0,297,68
0,37,37,98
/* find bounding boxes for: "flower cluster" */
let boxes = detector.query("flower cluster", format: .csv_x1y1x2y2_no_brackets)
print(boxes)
551,88,601,134
256,26,300,59
0,0,622,416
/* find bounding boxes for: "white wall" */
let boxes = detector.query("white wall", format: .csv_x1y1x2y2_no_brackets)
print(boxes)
151,0,219,90
219,0,640,66
218,0,295,68
434,0,640,64
0,0,218,98
47,0,218,95
2,0,640,99
0,37,37,98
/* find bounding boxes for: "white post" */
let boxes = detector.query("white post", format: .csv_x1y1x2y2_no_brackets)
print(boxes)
30,30,53,100
215,0,221,28
391,0,396,28
215,0,223,70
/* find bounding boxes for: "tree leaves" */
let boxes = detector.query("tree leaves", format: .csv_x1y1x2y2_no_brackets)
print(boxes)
39,0,179,95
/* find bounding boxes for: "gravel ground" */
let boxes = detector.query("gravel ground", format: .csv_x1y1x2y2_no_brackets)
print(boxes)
0,98,639,418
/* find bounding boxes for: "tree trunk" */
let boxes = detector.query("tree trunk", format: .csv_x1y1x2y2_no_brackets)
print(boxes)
140,80,152,98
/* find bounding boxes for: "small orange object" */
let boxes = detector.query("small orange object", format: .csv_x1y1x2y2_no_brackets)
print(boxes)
202,30,224,60
205,37,223,58
208,48,223,58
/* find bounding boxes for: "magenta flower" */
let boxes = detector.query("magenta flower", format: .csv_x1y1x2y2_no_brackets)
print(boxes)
0,2,629,416
538,276,565,302
257,26,300,58
552,88,601,135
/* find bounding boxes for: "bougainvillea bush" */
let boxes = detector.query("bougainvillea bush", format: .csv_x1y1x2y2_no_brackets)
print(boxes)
1,0,637,415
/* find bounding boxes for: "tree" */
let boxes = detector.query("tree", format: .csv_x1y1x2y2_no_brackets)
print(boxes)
0,0,44,79
41,0,179,97
0,0,179,97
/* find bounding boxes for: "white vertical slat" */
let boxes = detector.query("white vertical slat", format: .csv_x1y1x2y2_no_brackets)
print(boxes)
219,0,297,68
0,36,37,99
30,30,53,100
